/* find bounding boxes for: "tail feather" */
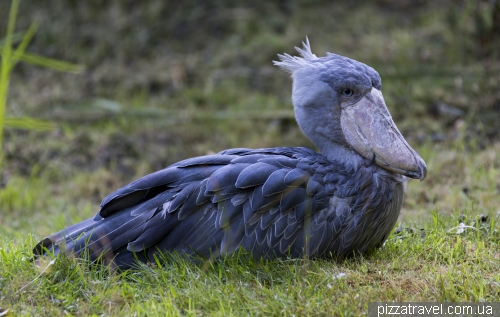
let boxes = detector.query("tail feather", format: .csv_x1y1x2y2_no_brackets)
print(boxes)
33,207,159,268
33,217,101,256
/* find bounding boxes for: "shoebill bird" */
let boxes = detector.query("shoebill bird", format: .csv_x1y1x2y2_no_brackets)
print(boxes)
34,39,427,269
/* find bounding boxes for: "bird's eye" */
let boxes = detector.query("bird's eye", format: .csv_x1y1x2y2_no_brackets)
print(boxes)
342,88,353,97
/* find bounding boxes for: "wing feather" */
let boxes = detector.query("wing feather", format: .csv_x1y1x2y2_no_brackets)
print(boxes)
236,163,280,188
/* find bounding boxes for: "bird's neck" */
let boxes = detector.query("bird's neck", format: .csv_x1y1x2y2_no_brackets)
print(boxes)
317,139,366,170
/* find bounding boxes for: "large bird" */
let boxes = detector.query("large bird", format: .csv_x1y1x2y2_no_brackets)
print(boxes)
34,39,426,269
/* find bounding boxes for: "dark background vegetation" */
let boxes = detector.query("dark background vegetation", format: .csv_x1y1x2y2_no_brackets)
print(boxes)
1,0,499,229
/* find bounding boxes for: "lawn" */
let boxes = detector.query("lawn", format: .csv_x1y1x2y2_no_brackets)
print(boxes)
1,0,499,316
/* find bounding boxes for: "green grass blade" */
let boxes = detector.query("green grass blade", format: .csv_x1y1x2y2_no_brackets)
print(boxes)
4,0,19,58
11,21,38,65
0,0,21,169
17,52,84,73
4,117,57,131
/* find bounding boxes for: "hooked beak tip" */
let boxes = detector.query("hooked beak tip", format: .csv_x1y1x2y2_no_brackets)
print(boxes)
406,158,427,181
418,160,427,181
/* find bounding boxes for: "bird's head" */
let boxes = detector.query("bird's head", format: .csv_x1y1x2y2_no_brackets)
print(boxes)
274,38,426,181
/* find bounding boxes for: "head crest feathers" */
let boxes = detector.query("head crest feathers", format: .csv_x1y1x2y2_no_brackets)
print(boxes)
273,37,318,74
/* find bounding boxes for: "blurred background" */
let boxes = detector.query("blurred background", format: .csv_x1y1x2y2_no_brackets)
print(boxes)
0,0,499,237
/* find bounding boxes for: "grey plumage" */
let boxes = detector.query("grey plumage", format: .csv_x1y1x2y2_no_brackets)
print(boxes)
34,39,426,269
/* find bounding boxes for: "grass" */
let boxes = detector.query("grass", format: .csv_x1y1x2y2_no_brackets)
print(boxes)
1,0,500,316
1,207,499,316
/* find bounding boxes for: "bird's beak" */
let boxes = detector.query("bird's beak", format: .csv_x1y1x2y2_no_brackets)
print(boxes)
340,88,427,180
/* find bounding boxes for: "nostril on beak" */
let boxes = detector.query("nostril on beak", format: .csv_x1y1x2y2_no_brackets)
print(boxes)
365,92,375,103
